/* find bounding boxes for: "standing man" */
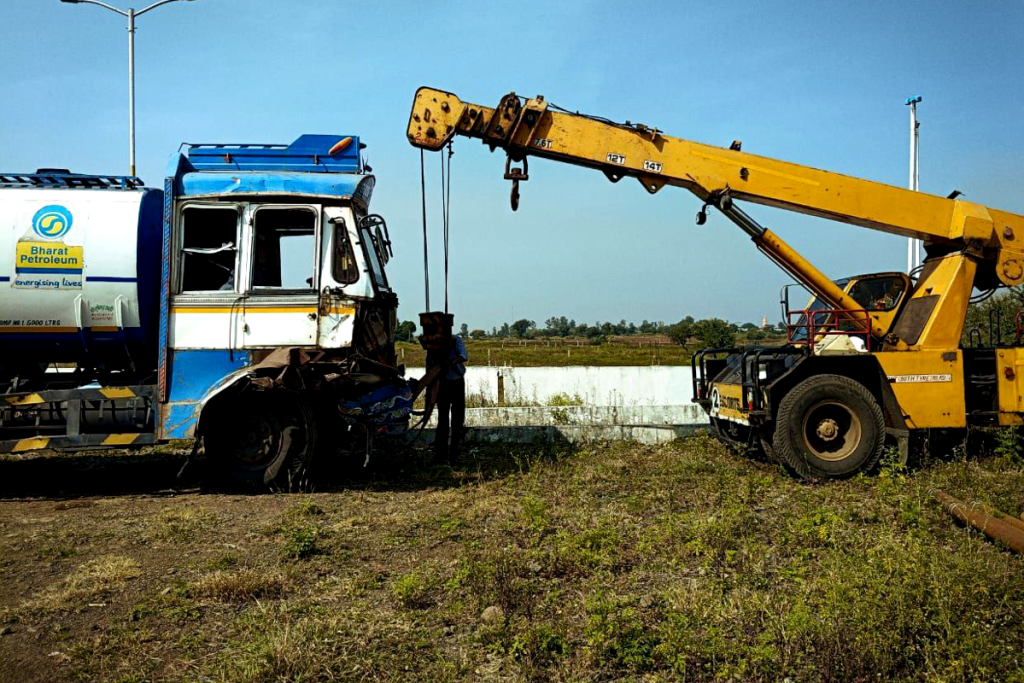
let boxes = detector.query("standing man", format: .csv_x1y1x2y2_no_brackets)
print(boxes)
428,328,468,462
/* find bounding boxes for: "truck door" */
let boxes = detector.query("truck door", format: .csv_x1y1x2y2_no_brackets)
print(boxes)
315,207,394,350
239,204,321,348
316,206,362,349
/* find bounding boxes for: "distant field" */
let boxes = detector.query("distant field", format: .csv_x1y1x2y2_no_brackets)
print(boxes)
397,339,696,367
397,335,789,368
1,437,1022,681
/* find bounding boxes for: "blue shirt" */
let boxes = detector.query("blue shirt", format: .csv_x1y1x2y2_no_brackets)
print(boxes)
427,334,468,380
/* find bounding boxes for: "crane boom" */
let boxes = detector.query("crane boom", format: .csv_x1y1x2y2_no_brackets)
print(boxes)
407,87,1024,296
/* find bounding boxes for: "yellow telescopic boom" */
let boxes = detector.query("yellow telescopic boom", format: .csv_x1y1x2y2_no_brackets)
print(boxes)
407,87,1024,340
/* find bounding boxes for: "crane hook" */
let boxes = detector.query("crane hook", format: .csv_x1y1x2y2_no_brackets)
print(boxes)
504,155,528,212
696,205,708,225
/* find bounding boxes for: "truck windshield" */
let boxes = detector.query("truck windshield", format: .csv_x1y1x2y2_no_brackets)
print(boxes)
251,208,316,290
360,228,389,291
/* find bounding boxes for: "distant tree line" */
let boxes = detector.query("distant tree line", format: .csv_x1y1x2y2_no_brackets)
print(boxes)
395,315,788,348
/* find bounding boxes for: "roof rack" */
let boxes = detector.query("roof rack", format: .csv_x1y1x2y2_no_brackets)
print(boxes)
180,134,363,173
0,172,144,190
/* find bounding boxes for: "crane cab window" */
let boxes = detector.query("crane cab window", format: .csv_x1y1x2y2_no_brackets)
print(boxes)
848,275,906,311
179,206,239,292
251,208,317,290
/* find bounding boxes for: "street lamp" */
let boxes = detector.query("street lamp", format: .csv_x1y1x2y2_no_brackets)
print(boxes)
905,95,922,273
59,0,197,177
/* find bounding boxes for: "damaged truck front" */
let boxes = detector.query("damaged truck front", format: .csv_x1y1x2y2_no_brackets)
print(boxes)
1,135,416,490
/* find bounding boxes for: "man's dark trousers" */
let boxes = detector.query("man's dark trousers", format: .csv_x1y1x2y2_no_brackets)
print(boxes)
436,377,466,461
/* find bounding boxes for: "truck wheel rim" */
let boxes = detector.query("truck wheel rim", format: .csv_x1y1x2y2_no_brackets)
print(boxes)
801,400,861,462
234,413,279,467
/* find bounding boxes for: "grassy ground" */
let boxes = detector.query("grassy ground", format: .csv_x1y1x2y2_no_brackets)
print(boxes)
0,436,1022,682
396,340,696,367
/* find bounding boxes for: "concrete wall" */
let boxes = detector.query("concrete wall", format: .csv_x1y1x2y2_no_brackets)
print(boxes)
420,405,708,445
406,365,710,443
406,365,695,406
453,424,705,446
457,404,707,427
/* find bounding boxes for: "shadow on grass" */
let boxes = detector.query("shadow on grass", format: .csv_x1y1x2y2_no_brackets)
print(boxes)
0,447,188,499
0,428,578,500
0,423,1001,501
309,429,578,493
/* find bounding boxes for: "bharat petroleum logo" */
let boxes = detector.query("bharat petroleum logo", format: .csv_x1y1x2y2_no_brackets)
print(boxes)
32,205,73,240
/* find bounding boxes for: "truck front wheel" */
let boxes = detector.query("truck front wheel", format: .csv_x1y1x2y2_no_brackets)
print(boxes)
204,391,317,492
772,374,885,480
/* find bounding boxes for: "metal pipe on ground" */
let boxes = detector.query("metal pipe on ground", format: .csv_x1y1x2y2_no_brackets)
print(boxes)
931,489,1024,555
973,502,1024,535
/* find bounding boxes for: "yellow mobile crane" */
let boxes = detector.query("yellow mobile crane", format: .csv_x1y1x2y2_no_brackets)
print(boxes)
407,87,1024,479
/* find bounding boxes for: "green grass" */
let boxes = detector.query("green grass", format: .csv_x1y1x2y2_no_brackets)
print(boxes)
397,339,696,367
2,436,1023,682
279,525,323,561
396,334,788,368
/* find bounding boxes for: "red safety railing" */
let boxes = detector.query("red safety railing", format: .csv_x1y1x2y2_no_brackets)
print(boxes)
786,308,872,353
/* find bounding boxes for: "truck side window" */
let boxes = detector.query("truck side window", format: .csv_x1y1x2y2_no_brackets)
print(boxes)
332,220,358,284
180,206,239,292
251,208,316,290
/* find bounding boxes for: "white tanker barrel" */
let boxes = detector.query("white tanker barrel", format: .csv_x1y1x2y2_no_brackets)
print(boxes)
0,172,163,383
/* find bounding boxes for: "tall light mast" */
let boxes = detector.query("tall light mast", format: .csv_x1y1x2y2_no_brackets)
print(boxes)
906,95,922,272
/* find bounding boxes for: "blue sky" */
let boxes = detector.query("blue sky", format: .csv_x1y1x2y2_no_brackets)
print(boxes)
3,0,1023,331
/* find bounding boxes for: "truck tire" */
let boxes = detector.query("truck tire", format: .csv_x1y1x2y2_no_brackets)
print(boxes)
204,391,317,492
772,374,884,480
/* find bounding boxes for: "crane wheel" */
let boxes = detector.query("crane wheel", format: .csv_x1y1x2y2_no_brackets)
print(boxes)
772,374,884,480
204,391,318,492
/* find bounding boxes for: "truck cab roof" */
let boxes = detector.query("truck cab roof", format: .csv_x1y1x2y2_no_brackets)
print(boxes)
166,134,374,209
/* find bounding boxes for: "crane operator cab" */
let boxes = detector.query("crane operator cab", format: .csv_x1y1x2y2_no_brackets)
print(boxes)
783,272,912,347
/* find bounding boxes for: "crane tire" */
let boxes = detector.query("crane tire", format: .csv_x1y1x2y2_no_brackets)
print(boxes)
772,374,885,481
204,391,318,492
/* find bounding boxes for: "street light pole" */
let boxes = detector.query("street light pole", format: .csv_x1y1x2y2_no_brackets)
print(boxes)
905,95,922,273
59,0,195,178
128,7,135,176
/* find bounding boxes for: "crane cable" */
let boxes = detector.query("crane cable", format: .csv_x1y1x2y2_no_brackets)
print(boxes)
419,143,454,315
440,141,453,314
407,145,454,448
419,149,431,311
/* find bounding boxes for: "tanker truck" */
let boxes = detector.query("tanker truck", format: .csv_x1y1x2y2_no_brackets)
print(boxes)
0,134,416,490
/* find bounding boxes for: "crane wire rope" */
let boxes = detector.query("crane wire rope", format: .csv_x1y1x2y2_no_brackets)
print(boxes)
440,141,453,314
419,149,430,311
418,144,455,315
406,145,454,450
